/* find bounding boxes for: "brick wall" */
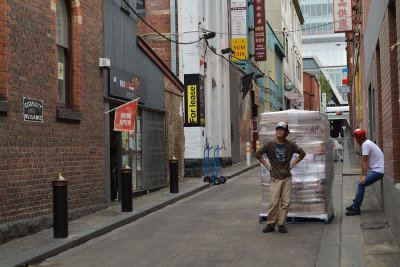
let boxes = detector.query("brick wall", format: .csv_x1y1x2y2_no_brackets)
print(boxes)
378,6,399,180
0,0,105,240
137,0,173,69
164,77,184,182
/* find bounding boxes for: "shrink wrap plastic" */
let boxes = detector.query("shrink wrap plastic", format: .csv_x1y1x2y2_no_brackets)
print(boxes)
259,110,334,221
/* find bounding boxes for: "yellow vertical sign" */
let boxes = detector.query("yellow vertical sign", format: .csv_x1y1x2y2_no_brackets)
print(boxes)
187,85,197,123
232,38,248,61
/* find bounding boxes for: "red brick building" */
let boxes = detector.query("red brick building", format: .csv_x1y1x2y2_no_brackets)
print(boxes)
303,72,320,111
0,0,106,242
136,0,177,73
346,0,400,244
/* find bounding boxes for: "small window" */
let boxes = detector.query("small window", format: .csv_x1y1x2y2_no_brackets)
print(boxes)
56,0,71,106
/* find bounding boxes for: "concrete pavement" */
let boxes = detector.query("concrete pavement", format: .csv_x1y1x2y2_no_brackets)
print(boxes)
0,159,259,266
1,139,400,266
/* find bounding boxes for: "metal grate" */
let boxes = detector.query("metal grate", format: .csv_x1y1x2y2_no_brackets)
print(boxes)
141,110,166,189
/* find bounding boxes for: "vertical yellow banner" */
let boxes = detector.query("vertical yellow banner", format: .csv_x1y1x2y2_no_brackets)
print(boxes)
187,85,197,123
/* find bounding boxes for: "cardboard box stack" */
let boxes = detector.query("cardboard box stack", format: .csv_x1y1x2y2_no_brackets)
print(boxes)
259,110,334,221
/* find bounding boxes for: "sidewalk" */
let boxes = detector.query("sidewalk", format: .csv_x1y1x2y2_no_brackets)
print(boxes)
0,159,259,266
333,138,400,266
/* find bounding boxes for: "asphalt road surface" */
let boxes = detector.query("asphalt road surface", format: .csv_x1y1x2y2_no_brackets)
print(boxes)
37,168,326,267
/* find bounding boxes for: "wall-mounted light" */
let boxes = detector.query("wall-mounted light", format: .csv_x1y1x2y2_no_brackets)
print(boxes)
203,32,216,40
248,26,255,32
99,58,111,68
221,48,234,54
249,53,255,58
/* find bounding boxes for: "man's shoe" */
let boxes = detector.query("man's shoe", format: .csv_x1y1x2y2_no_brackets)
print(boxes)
278,225,287,233
346,205,353,211
345,207,361,216
262,225,275,233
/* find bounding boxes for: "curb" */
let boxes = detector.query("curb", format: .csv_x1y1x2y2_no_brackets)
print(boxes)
3,164,257,267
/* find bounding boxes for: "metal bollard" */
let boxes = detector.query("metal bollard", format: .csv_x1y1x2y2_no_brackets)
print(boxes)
256,140,260,152
246,142,251,166
52,172,68,238
170,156,179,193
121,162,133,212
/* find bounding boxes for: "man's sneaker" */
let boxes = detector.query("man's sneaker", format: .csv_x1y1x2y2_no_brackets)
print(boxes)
345,207,361,216
278,225,287,233
346,205,354,211
262,225,275,233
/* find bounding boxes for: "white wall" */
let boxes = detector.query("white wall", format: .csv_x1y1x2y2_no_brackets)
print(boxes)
178,0,231,160
303,42,347,67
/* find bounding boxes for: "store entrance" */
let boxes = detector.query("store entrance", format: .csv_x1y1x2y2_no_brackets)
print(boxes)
109,103,142,202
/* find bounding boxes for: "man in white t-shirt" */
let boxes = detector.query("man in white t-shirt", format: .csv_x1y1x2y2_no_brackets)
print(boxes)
346,129,385,216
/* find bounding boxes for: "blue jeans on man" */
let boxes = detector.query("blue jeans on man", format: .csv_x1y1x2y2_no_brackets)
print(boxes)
351,171,384,210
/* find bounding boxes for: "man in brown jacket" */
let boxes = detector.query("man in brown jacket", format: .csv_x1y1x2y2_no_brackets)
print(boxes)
255,122,306,233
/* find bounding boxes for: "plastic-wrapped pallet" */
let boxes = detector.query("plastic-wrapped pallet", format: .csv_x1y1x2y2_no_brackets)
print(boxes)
259,110,334,222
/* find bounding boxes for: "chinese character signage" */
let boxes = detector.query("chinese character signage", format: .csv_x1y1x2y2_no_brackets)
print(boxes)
110,67,147,103
333,0,353,33
254,0,266,61
184,74,205,127
231,0,247,61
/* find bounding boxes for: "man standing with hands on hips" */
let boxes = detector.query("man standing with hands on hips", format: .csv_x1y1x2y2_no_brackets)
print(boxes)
346,129,384,216
256,122,306,233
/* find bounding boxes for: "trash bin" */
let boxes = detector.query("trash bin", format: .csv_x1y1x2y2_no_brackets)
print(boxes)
170,157,178,193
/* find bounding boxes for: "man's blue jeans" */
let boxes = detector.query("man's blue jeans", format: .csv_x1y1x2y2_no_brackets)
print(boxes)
352,171,384,210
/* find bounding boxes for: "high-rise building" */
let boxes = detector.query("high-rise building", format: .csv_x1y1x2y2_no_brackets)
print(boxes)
301,0,348,104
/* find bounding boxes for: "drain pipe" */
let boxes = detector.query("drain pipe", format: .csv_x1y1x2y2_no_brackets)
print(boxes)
170,0,176,74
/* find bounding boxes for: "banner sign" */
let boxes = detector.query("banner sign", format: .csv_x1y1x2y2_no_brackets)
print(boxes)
333,0,353,33
231,0,247,61
254,0,266,61
114,99,138,132
23,97,43,123
184,74,205,127
110,67,146,103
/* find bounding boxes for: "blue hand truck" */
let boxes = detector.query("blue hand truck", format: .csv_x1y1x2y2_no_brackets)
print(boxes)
213,145,226,184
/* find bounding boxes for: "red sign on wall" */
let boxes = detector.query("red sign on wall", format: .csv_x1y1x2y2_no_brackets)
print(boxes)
114,99,138,132
254,0,266,61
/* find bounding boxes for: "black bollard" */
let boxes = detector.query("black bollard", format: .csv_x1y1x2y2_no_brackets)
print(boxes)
52,172,68,238
121,162,133,212
170,157,179,193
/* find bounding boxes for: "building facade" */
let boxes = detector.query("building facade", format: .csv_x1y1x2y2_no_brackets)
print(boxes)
0,0,106,242
265,0,304,109
301,0,348,105
178,0,235,175
103,0,185,200
346,0,400,244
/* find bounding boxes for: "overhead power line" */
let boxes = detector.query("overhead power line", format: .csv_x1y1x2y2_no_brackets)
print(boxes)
122,0,202,45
